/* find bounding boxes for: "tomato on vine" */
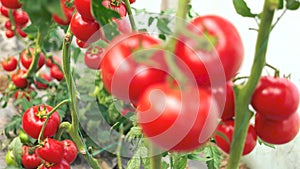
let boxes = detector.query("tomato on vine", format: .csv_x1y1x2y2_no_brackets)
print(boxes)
215,120,257,155
46,56,61,68
22,105,60,139
5,150,16,166
74,0,94,21
0,0,22,9
62,140,78,164
102,0,127,17
50,65,64,81
20,48,45,70
40,160,70,169
52,0,74,26
36,138,64,163
35,73,52,89
22,146,41,169
1,56,18,72
5,29,14,38
12,70,28,88
13,10,29,26
84,46,104,70
76,38,90,48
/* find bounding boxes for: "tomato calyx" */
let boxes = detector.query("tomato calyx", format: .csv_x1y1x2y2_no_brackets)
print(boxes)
36,107,48,119
110,0,123,7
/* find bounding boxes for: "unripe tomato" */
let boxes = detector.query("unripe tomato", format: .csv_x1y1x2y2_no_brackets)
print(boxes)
5,150,16,166
22,105,60,139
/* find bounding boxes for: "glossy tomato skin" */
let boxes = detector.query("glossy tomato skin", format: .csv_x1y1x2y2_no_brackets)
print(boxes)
35,73,52,89
102,0,127,17
215,120,257,155
22,105,60,139
20,48,45,70
137,83,219,152
76,38,90,48
84,46,104,70
50,65,64,81
129,0,136,4
1,56,18,72
251,76,299,121
62,140,78,164
0,5,11,17
12,70,28,88
255,112,300,144
52,0,74,25
46,56,61,68
5,29,14,38
4,20,12,30
40,160,70,169
22,146,41,169
36,138,64,163
101,33,168,106
0,0,22,9
74,0,94,21
13,11,29,26
175,15,244,87
70,12,100,43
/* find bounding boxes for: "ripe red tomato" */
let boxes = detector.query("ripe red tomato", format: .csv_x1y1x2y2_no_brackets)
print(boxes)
255,112,300,144
0,5,12,17
50,65,64,81
22,146,41,169
213,82,235,120
251,76,299,121
101,33,168,106
22,105,60,139
20,48,45,70
40,160,70,169
175,15,244,87
5,29,14,38
62,140,78,164
0,0,22,9
14,88,33,100
4,20,12,30
102,0,127,17
35,73,52,89
13,10,29,26
52,0,74,26
70,12,101,43
84,46,104,70
215,120,257,155
1,56,18,72
12,70,28,88
137,83,219,152
129,0,136,4
17,28,27,38
46,56,61,68
74,0,94,21
76,38,90,48
36,138,64,163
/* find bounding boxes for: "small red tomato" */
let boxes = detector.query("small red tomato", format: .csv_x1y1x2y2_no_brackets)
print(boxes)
13,10,29,26
255,112,300,145
0,5,11,17
22,146,41,169
50,65,64,81
17,28,27,38
76,38,90,48
70,12,101,43
22,105,60,139
1,56,18,72
52,0,74,26
46,56,61,68
62,140,78,164
20,48,45,70
14,88,33,101
12,70,28,88
84,46,104,70
4,20,12,30
129,0,136,4
36,138,64,163
0,0,22,9
5,29,15,38
102,0,127,17
35,73,52,89
251,76,299,121
215,120,257,155
40,160,70,169
74,0,94,21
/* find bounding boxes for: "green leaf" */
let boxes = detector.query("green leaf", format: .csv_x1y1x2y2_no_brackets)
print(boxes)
171,154,188,169
286,0,300,10
278,0,284,9
71,46,81,63
258,138,276,148
8,137,23,167
4,115,22,138
233,0,257,17
204,145,222,169
148,16,155,26
157,18,172,35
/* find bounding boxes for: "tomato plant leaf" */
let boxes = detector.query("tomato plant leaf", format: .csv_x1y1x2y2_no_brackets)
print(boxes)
157,18,172,35
170,153,188,169
8,137,23,167
204,145,222,169
233,0,257,17
148,16,155,26
4,115,22,138
285,0,300,10
258,138,276,149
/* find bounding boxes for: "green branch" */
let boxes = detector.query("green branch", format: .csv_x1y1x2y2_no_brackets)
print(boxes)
124,0,137,31
227,0,276,168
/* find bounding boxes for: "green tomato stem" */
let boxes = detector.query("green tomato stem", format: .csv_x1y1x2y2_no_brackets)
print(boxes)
150,143,162,169
37,99,69,143
116,125,124,169
62,25,102,169
124,0,137,31
226,0,276,168
54,121,72,140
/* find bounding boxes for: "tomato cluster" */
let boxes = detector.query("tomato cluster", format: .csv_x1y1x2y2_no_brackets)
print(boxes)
20,105,77,169
252,76,300,145
0,2,29,38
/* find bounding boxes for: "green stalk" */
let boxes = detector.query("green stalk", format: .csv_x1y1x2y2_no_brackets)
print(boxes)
150,143,162,169
227,0,276,168
37,99,69,143
124,0,137,31
62,25,101,169
54,121,72,140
